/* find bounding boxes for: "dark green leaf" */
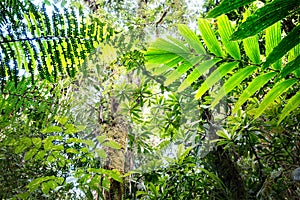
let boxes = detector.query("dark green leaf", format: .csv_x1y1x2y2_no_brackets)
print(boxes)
207,0,255,18
231,0,300,40
264,25,300,69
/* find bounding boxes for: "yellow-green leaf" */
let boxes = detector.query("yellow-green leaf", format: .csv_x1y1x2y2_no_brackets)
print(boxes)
217,15,241,60
198,18,223,57
278,91,300,124
195,62,239,100
254,79,297,119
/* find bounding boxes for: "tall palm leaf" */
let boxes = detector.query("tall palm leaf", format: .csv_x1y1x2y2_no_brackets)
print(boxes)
145,0,300,124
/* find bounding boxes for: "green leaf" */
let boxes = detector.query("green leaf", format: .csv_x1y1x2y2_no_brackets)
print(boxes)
35,150,47,161
217,15,241,60
211,66,257,108
264,25,300,69
207,0,255,18
47,155,56,163
278,90,300,124
254,79,298,119
153,57,183,75
178,58,222,92
32,138,42,149
27,176,54,192
178,24,205,54
198,18,223,57
232,0,300,40
278,54,300,79
96,135,107,144
195,62,239,99
66,148,79,154
54,116,68,125
96,149,107,159
265,22,282,70
24,148,39,161
102,140,122,150
243,35,260,64
15,137,32,154
233,72,276,113
148,38,189,56
42,126,63,134
83,139,94,147
66,138,83,143
164,56,203,86
41,182,50,194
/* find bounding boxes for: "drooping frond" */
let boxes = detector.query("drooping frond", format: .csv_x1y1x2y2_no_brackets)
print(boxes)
0,0,114,88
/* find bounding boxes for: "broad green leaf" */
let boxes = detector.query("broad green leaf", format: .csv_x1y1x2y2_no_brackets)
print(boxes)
47,180,58,190
96,149,107,159
56,177,64,185
54,116,68,125
32,138,42,149
83,139,94,147
15,137,32,154
254,79,297,119
47,155,56,163
265,22,282,70
145,49,180,66
42,126,63,134
27,176,54,192
96,135,107,143
264,25,300,69
288,43,300,62
35,150,47,160
164,56,202,86
211,66,257,108
66,148,79,154
207,0,255,18
24,148,38,161
178,24,205,54
198,18,223,57
278,54,300,79
233,72,276,113
41,182,50,194
178,58,221,92
231,0,300,40
66,138,83,143
278,91,300,124
288,44,300,78
149,38,189,55
217,15,241,60
243,35,260,64
195,62,239,99
102,140,122,150
153,56,183,75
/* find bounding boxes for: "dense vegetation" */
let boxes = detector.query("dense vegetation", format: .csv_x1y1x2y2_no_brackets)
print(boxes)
0,0,299,199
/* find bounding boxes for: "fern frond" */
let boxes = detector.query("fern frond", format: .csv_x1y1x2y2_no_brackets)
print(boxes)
0,1,114,88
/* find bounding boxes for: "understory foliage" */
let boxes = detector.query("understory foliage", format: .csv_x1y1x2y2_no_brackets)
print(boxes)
0,0,300,199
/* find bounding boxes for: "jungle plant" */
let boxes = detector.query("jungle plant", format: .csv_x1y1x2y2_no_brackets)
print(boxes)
0,0,114,88
145,0,300,124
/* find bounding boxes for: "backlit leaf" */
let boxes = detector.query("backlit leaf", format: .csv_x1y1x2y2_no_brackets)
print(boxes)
198,18,223,57
278,90,300,124
195,62,239,100
254,79,297,119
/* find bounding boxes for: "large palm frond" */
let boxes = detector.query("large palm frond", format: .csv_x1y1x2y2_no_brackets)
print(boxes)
145,0,300,124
